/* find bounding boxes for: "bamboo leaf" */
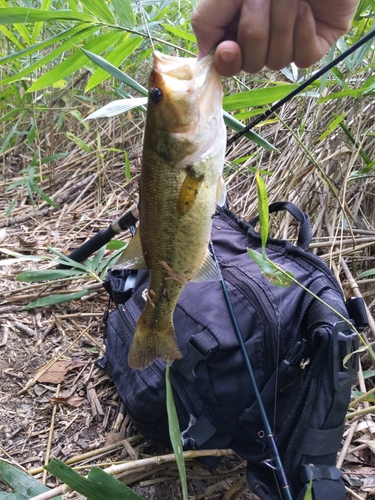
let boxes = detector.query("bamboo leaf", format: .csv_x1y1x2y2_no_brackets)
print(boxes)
255,169,269,259
87,468,143,499
0,24,25,49
0,460,62,499
339,121,373,166
66,132,91,153
319,112,347,141
96,247,126,275
86,98,148,119
88,246,106,271
45,458,143,499
247,250,293,287
67,0,80,11
31,0,52,43
303,479,313,500
85,35,143,91
0,122,18,154
16,269,84,282
45,459,103,500
0,247,49,266
0,0,32,46
223,111,278,151
23,290,89,310
82,48,148,96
0,492,25,499
166,362,188,500
28,181,60,209
5,196,19,217
0,7,95,24
162,24,196,42
318,88,366,102
47,247,91,272
358,268,375,278
0,25,101,85
79,0,115,24
106,240,126,250
125,151,131,181
223,84,301,110
111,0,135,29
27,30,123,92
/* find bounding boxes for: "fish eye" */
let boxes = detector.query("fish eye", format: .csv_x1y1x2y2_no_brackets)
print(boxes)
149,87,163,104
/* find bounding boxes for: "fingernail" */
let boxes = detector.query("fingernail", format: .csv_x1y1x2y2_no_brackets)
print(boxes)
220,50,236,64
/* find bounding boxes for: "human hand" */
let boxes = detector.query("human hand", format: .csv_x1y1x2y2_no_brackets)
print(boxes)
192,0,360,76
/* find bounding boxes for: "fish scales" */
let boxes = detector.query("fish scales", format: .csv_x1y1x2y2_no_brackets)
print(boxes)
116,51,226,370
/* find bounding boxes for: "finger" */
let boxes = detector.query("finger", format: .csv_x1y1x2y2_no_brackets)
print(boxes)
214,41,243,77
266,0,299,70
192,0,243,58
237,0,271,73
293,1,330,67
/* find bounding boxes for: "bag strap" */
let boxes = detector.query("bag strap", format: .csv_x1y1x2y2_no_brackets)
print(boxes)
248,201,312,250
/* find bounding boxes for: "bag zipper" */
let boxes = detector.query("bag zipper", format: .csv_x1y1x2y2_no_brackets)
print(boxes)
223,267,281,371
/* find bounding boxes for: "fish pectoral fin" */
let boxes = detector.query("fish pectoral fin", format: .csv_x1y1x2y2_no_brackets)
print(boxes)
177,165,205,216
192,250,221,282
113,231,147,270
216,176,226,207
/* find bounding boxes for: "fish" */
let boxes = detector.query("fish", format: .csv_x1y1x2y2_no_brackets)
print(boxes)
115,50,226,370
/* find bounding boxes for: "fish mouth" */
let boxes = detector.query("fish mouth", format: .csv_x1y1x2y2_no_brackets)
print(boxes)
148,51,224,162
152,50,216,94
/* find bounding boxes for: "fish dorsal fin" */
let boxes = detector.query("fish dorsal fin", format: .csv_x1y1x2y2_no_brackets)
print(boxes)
177,165,205,216
192,250,220,282
216,176,226,207
114,231,147,270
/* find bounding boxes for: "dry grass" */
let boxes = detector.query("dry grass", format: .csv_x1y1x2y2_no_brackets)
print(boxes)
0,67,375,499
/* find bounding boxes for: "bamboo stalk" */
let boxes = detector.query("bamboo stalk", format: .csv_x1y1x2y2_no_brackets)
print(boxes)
28,449,235,500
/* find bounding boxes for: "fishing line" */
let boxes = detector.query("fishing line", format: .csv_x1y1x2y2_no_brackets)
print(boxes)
226,28,375,147
210,242,293,500
137,0,155,51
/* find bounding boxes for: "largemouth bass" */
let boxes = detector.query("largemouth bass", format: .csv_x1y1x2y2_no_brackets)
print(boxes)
116,51,226,370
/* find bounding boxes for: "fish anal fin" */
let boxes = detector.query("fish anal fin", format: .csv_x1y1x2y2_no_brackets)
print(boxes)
177,165,204,216
192,251,220,282
114,231,147,270
216,176,226,207
128,316,182,370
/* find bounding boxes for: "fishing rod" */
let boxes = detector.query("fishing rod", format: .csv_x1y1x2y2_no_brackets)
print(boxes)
56,203,139,269
210,242,293,500
227,27,375,147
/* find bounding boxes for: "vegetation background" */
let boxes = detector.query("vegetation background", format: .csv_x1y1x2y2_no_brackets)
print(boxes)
0,0,375,499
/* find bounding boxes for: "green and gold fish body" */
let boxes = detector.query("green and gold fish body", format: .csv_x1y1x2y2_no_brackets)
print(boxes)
116,51,226,369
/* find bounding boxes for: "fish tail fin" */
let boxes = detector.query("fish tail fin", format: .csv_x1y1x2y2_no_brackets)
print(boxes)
128,316,182,370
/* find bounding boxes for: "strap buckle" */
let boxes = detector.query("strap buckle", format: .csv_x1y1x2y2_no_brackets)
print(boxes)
345,297,368,332
173,330,219,382
332,320,358,391
301,464,342,483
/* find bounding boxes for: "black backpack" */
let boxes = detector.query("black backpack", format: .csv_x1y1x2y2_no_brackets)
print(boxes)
101,202,366,500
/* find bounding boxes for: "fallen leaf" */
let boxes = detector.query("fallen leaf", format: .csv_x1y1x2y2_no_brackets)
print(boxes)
36,360,86,384
50,394,84,407
105,430,126,446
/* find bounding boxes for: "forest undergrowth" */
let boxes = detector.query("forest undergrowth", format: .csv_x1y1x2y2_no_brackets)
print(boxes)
0,0,375,499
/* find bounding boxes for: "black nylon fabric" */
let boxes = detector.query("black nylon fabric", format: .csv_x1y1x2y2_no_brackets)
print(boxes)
104,203,358,500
